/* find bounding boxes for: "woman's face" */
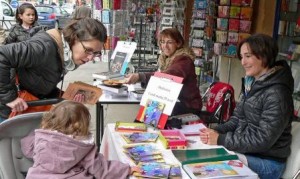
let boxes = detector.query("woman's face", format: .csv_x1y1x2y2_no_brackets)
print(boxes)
159,36,180,57
71,39,104,65
240,43,269,79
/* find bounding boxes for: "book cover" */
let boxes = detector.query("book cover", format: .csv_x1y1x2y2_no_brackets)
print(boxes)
62,81,102,104
228,18,239,32
140,99,165,127
159,130,187,149
133,162,171,179
217,18,228,31
126,153,165,164
172,148,238,165
231,0,242,6
240,7,253,20
229,6,241,19
169,165,182,179
115,121,147,132
121,132,159,144
123,144,160,157
239,20,252,33
183,161,239,179
227,32,239,44
218,6,230,18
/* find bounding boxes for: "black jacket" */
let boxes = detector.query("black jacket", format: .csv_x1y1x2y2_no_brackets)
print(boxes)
0,31,63,118
4,24,48,44
214,60,294,162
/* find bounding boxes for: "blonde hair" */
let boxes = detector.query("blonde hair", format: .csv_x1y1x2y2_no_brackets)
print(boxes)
41,100,90,137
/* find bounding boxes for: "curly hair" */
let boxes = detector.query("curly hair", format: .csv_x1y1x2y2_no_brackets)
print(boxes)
40,100,91,137
158,28,185,48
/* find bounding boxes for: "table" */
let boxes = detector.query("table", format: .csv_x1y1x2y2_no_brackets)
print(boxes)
100,123,258,179
96,91,140,149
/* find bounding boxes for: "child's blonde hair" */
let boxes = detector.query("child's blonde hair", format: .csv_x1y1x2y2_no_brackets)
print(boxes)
41,100,90,137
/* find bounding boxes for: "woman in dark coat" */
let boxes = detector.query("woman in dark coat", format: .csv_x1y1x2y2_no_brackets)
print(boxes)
200,34,294,179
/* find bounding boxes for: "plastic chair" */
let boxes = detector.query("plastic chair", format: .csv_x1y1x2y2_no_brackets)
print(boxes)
282,121,300,179
0,112,44,179
199,82,236,125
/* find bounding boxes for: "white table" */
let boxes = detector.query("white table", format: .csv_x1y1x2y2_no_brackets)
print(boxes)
100,123,258,179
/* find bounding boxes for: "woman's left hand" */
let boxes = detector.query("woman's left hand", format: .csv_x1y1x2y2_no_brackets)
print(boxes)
199,128,219,145
73,93,85,103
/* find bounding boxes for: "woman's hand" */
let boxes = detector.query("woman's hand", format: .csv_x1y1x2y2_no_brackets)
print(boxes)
6,97,28,112
124,73,140,84
130,166,141,175
199,128,219,145
73,93,85,103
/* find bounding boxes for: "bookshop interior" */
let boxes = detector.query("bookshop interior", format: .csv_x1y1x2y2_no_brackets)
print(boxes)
2,0,300,179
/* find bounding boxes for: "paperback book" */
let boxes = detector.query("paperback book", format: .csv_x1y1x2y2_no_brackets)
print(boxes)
121,132,159,144
123,144,160,158
183,161,239,179
115,121,147,132
139,99,165,128
133,162,171,179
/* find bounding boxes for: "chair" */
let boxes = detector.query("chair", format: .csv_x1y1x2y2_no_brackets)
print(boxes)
199,82,236,125
0,112,44,179
282,121,300,179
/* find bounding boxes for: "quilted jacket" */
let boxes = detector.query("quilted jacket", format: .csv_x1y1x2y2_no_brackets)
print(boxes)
214,60,294,162
0,30,63,118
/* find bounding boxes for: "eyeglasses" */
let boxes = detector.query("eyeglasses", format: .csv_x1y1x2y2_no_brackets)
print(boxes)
80,41,102,58
159,40,176,45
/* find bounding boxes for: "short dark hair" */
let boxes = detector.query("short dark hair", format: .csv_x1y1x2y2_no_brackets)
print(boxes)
15,3,38,25
158,28,185,48
62,17,107,47
237,33,278,68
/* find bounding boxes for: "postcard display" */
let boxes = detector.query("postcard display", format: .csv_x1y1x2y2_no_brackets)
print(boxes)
189,0,216,86
215,0,253,56
136,72,183,129
159,0,186,36
93,0,129,62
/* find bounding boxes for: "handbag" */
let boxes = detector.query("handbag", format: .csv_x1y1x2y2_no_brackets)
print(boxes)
8,75,53,118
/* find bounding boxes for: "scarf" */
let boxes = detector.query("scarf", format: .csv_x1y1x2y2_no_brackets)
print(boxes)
61,34,77,72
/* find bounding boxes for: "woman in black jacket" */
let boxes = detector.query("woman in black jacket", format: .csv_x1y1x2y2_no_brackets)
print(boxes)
0,17,107,122
200,34,294,179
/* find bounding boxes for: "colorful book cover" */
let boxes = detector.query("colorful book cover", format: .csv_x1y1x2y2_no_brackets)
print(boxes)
227,32,239,44
127,153,165,164
121,132,159,144
240,7,253,20
217,18,228,31
194,9,207,19
228,18,239,31
115,121,147,132
218,6,230,18
195,0,208,9
123,144,160,157
172,148,238,165
216,30,228,43
133,162,171,179
229,6,241,19
239,20,252,33
169,165,182,179
220,0,230,5
183,161,239,179
138,99,165,128
231,0,242,6
101,10,111,24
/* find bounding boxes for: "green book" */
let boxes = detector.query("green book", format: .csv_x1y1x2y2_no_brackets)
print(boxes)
172,148,238,165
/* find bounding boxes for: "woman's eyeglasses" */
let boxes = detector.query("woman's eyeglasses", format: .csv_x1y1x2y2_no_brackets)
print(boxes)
159,40,176,45
80,41,102,57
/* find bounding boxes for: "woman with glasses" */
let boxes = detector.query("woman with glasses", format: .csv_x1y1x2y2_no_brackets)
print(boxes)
0,17,106,122
125,28,202,120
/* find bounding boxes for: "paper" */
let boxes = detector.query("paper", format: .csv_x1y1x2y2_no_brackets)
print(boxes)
180,123,207,136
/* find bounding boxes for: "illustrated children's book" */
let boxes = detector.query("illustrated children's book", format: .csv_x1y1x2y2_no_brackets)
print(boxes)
121,132,159,144
183,161,239,179
169,165,182,179
115,121,147,132
123,144,160,158
133,162,171,179
125,152,165,164
139,99,165,127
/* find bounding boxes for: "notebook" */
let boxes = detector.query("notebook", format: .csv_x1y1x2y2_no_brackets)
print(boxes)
93,41,137,80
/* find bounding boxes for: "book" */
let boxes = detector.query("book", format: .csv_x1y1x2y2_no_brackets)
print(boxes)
172,148,238,165
62,81,102,105
159,130,187,149
123,144,160,158
115,121,147,132
169,165,182,179
121,132,159,144
140,99,165,128
133,162,171,179
183,161,240,179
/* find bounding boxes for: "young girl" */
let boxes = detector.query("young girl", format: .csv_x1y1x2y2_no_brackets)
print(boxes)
4,3,47,44
21,101,139,178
